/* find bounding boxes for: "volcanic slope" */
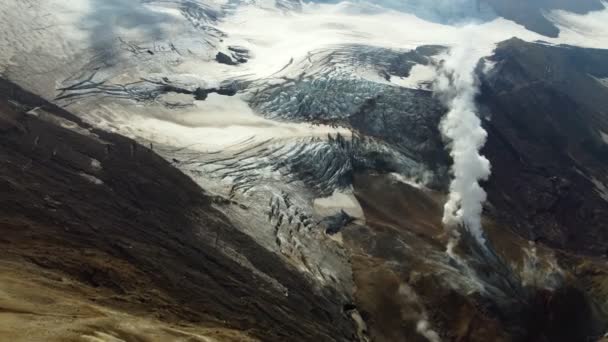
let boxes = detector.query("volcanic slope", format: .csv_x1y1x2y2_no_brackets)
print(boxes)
0,78,360,342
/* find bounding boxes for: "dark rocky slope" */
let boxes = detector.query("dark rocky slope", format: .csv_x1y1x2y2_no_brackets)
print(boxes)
0,78,358,341
481,38,608,255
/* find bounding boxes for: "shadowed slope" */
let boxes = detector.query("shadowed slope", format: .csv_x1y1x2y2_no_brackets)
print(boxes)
0,78,358,341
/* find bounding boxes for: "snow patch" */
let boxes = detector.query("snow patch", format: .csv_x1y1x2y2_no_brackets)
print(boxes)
79,172,103,185
549,5,608,49
389,172,426,189
482,58,497,75
91,94,350,152
313,189,365,220
390,63,436,90
90,159,102,171
217,3,547,80
592,178,608,202
26,107,105,142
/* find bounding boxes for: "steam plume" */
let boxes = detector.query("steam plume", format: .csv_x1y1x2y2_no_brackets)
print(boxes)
398,284,442,342
434,35,491,248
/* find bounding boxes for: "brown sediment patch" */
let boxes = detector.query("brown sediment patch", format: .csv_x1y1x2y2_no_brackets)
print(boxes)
351,172,445,240
349,255,428,342
346,173,502,341
0,260,256,342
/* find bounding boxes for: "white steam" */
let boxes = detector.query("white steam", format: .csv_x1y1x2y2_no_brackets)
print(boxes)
434,30,492,247
520,241,564,290
417,319,442,342
398,283,442,342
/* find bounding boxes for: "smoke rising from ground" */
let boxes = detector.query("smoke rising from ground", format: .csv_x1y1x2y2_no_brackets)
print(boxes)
398,284,442,342
434,30,491,247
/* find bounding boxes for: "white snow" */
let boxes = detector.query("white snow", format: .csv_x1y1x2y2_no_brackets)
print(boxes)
0,0,89,73
390,64,437,90
313,189,365,221
389,172,426,189
549,5,608,49
92,94,350,152
78,172,103,185
482,59,497,75
1,0,607,92
26,107,101,140
215,2,608,82
217,3,545,80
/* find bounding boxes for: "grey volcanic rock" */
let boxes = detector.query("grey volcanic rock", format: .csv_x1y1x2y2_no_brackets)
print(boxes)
216,52,237,65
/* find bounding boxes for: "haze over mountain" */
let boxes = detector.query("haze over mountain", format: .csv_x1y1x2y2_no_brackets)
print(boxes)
1,0,608,341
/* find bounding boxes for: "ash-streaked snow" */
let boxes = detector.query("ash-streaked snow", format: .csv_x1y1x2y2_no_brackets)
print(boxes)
96,93,350,152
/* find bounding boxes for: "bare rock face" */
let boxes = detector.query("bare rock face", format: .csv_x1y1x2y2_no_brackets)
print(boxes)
481,38,608,255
